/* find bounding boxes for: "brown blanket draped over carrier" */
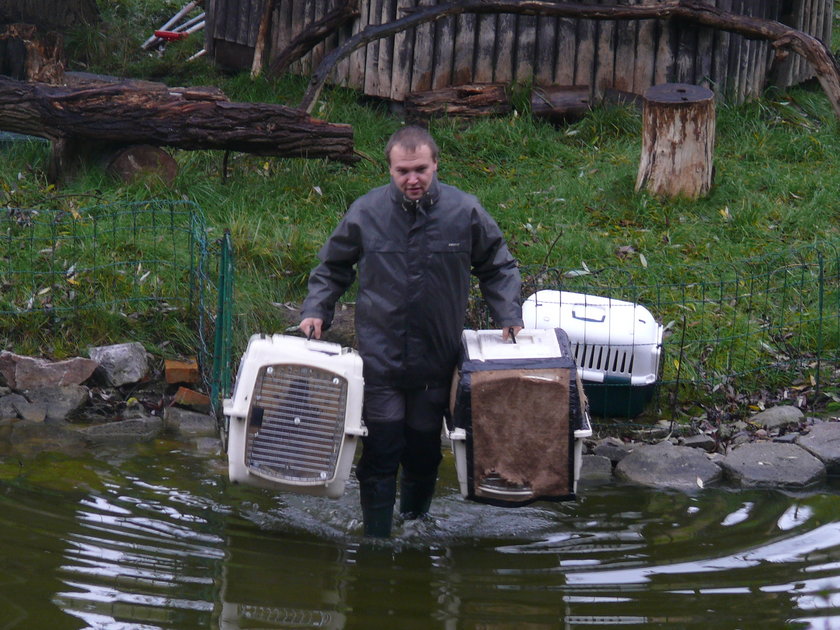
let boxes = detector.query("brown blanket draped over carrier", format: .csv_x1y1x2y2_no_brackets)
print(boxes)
470,368,572,499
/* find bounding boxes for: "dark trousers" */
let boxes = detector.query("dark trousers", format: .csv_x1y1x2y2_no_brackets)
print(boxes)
355,384,448,514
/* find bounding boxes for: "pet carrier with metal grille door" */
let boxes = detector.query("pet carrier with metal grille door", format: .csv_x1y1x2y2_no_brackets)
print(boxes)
449,328,592,507
522,290,663,417
223,334,366,498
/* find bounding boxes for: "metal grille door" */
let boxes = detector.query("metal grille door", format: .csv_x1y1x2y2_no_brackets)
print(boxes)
245,364,348,483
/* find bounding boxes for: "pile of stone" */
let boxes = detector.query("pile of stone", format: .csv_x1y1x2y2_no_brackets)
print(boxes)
4,341,838,494
0,343,220,457
581,405,840,490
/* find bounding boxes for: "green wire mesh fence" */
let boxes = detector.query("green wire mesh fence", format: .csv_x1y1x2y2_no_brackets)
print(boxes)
489,240,840,424
0,200,228,408
3,199,837,428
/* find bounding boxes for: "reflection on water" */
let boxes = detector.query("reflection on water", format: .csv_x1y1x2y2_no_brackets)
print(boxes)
2,444,840,629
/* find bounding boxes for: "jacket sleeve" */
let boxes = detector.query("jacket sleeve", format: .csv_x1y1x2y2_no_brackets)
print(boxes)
300,211,361,330
470,205,523,328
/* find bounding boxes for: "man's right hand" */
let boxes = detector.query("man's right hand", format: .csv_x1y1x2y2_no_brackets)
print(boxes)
299,317,323,340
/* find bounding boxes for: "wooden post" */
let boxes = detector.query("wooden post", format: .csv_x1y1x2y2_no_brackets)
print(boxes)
635,83,715,199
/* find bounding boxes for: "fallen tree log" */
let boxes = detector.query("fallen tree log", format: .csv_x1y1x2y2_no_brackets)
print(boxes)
0,74,357,182
298,0,840,122
405,84,511,121
531,86,592,124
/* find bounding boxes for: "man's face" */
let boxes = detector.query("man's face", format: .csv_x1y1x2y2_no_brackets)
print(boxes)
388,143,438,200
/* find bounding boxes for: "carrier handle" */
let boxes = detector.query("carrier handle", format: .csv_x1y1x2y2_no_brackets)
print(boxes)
572,308,606,323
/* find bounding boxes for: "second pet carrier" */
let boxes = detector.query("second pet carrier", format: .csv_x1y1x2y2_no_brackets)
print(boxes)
522,290,663,417
449,328,592,507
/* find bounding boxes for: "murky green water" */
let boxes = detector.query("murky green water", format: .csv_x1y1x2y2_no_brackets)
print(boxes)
2,441,840,629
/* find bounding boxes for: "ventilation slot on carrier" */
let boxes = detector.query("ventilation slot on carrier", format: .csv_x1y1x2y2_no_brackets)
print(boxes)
245,364,348,483
574,343,634,376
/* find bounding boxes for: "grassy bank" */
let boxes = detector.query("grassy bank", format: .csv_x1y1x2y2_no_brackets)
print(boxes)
0,0,838,419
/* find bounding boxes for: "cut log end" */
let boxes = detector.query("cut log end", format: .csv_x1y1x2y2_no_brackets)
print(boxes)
106,144,179,186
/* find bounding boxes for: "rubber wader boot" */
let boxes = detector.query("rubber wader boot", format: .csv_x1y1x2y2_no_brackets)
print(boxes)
361,505,393,538
359,475,396,538
399,473,437,520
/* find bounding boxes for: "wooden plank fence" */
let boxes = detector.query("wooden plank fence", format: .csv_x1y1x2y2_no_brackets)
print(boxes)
205,0,834,104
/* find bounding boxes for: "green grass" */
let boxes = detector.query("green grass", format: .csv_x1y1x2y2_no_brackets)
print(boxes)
0,0,838,420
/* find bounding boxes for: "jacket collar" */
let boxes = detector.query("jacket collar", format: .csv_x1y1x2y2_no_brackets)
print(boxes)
389,176,440,215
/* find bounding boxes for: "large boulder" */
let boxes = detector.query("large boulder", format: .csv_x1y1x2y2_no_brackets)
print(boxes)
88,342,150,387
0,393,31,419
163,407,218,438
24,385,89,422
592,437,633,465
751,406,805,432
615,440,722,489
720,442,825,488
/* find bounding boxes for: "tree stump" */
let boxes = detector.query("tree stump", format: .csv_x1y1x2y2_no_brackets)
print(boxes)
635,83,715,199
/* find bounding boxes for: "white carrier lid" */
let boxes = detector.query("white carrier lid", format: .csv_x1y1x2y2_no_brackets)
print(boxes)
522,290,663,348
461,328,565,363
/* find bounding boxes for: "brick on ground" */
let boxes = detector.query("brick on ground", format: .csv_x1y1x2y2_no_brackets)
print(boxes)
165,358,200,384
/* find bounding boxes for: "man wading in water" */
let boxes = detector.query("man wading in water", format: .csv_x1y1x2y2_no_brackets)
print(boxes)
300,126,523,537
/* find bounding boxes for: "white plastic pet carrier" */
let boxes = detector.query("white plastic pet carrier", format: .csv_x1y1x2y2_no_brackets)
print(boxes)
449,328,592,507
522,290,663,417
223,334,366,498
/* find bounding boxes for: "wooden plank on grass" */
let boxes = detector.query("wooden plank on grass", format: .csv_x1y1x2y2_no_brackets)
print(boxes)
724,0,744,101
711,0,731,94
554,15,576,86
633,5,656,94
674,11,698,84
390,0,414,100
287,0,306,75
474,13,498,84
410,0,435,92
534,14,558,86
271,0,292,68
574,4,596,88
695,0,715,89
364,0,382,97
295,0,316,74
348,0,369,89
452,11,476,85
432,11,455,88
593,0,615,97
515,13,537,85
654,12,677,86
613,0,639,93
377,0,395,99
494,13,515,84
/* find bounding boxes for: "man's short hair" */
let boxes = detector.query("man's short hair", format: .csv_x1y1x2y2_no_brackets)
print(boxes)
385,126,439,164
